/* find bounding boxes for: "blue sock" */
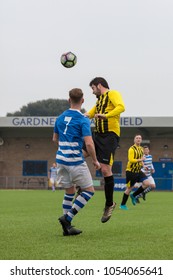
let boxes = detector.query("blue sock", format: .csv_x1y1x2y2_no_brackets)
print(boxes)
62,193,75,215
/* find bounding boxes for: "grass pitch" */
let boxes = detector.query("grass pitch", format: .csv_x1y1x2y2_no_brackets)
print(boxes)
0,189,172,260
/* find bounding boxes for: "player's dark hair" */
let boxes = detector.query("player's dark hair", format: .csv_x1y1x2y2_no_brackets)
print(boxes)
69,88,83,103
143,145,149,149
134,134,143,141
89,77,109,89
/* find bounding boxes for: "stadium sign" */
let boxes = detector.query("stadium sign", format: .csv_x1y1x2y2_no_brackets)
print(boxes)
0,117,56,127
0,116,173,127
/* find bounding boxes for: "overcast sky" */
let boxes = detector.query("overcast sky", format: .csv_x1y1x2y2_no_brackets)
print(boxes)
0,0,173,117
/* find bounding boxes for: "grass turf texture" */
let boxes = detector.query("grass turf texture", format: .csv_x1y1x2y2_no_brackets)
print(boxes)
0,190,172,260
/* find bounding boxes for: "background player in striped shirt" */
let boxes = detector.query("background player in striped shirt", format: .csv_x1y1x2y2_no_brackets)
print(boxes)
135,146,156,202
53,88,100,236
48,162,57,191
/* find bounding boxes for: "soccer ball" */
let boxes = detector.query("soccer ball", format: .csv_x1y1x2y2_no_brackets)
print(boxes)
60,51,77,68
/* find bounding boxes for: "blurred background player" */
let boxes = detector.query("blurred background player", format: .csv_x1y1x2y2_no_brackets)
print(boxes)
84,77,125,223
53,88,100,236
135,146,156,203
119,135,151,210
48,162,57,191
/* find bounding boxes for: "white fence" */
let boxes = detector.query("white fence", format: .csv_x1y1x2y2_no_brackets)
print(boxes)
0,176,172,191
0,176,48,189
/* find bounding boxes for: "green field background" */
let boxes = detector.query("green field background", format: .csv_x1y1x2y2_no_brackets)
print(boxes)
0,190,172,260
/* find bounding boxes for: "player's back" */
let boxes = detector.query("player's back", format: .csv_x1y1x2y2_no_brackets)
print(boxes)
57,109,84,144
54,109,91,166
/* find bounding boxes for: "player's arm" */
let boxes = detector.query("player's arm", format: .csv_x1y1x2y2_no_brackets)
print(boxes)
84,135,100,170
53,132,59,146
86,105,96,119
104,91,125,118
150,163,155,173
53,118,59,145
128,148,145,164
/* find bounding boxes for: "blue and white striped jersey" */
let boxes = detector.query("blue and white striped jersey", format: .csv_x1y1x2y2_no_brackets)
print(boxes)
142,154,154,176
54,109,92,166
49,167,57,179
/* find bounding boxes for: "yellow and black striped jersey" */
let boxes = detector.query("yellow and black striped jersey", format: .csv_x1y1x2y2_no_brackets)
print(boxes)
126,144,144,173
87,90,125,135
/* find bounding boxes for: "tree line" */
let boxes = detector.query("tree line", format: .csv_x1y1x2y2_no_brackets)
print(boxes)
7,99,86,116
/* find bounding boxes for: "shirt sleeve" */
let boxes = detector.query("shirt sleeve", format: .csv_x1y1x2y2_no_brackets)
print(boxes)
151,163,154,170
54,119,59,134
81,118,92,136
87,105,96,118
106,90,125,118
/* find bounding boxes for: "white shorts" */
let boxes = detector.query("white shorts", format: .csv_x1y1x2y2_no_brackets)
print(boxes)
146,175,155,185
49,178,57,185
56,162,93,189
134,176,155,187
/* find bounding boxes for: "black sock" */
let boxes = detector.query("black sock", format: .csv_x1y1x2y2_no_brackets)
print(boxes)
104,175,114,207
121,193,129,205
133,186,144,197
144,186,152,193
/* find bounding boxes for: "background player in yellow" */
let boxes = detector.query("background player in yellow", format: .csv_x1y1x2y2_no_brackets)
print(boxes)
120,135,151,210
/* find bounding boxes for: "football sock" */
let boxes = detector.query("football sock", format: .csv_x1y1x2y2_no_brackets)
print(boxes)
62,193,75,215
132,186,144,197
104,175,114,207
144,186,152,193
135,186,152,199
135,193,143,199
65,191,94,222
121,193,129,205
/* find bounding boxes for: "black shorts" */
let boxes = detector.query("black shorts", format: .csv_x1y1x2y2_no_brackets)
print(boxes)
126,170,148,188
83,131,120,166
